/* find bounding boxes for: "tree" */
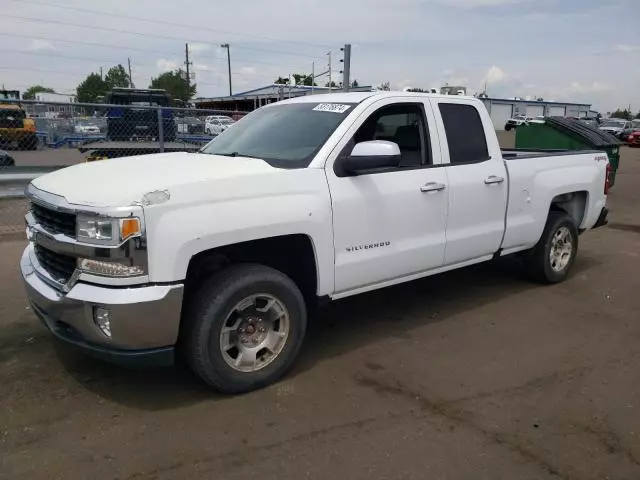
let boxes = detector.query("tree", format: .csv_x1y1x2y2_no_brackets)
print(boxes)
273,74,316,86
376,81,391,91
23,85,55,100
149,69,196,103
292,74,316,86
635,111,640,119
104,64,130,88
405,87,426,92
325,81,337,88
76,73,109,103
610,108,632,120
351,79,359,88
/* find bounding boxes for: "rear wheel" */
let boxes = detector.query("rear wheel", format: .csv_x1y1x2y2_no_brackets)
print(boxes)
183,264,307,393
524,211,578,283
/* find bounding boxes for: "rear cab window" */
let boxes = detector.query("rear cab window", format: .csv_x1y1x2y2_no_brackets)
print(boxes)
438,103,490,164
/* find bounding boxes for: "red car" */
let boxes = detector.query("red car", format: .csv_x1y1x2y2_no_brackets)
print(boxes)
628,130,640,147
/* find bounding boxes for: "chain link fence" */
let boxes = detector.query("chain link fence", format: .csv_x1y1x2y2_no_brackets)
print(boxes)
0,97,248,237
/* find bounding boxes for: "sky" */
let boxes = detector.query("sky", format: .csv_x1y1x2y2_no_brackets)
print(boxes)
1,0,639,113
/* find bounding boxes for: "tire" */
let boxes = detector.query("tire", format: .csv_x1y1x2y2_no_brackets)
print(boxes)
183,264,307,393
524,211,578,283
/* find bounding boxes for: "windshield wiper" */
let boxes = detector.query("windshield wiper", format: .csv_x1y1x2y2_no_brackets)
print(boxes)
213,152,262,159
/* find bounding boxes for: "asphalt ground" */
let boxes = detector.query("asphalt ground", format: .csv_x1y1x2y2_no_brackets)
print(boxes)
1,135,639,479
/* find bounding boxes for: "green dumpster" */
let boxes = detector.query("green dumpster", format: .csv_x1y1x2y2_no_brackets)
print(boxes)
515,117,621,187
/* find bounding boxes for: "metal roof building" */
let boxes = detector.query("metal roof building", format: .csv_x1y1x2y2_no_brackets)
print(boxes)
194,84,373,112
481,97,591,130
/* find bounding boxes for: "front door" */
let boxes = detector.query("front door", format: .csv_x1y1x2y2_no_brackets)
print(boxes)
326,99,449,294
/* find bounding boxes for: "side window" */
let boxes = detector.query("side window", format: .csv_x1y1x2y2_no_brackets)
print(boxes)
353,103,430,167
439,103,489,164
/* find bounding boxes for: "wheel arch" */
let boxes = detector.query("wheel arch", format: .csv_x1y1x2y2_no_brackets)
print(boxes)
183,234,320,307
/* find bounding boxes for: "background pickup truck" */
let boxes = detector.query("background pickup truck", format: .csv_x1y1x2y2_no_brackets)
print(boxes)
21,92,610,393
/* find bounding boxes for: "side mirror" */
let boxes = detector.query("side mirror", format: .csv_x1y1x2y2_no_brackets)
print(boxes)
343,140,401,175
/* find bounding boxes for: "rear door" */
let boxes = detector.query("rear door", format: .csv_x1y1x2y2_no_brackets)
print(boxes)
430,99,508,265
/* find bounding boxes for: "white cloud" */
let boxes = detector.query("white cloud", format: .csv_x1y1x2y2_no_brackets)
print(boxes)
189,43,212,54
27,39,56,52
484,66,505,85
614,44,640,53
239,66,257,75
194,63,213,71
432,0,525,7
155,59,180,71
566,82,612,94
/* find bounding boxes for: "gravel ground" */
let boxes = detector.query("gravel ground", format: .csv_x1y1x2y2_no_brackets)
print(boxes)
1,138,639,480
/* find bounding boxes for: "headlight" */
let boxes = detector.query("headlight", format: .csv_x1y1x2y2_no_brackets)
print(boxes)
78,258,145,277
76,214,141,245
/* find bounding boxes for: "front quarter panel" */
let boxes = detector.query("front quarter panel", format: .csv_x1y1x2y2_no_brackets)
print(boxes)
142,168,334,296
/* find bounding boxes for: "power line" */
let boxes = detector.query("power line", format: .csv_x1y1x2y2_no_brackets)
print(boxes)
0,32,180,57
10,0,334,49
0,33,312,71
5,14,325,58
0,65,283,82
0,49,155,68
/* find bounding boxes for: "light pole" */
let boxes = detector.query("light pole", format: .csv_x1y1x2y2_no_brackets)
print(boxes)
221,43,232,96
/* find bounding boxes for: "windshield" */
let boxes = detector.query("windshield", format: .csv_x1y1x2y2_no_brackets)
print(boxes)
601,120,625,127
201,102,354,168
220,118,234,124
631,120,640,128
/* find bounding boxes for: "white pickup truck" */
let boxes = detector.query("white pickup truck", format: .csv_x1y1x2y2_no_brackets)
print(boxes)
21,92,610,393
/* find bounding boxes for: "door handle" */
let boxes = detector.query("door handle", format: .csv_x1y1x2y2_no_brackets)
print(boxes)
420,182,446,193
484,175,505,185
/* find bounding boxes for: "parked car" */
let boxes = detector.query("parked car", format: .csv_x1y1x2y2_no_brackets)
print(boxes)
620,120,640,142
627,130,640,147
74,120,101,135
579,118,599,128
0,149,15,166
599,119,630,138
21,92,610,393
504,115,544,131
205,115,234,135
175,116,205,135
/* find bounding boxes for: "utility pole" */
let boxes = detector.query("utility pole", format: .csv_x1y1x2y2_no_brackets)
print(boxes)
311,62,315,94
327,51,332,94
127,58,134,88
340,44,351,92
100,66,103,80
221,43,232,96
184,43,192,96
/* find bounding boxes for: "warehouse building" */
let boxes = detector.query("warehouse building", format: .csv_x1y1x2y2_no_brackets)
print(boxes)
480,97,591,130
194,83,373,112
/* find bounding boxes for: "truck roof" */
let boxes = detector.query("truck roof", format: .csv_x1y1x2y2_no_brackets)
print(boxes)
278,91,475,105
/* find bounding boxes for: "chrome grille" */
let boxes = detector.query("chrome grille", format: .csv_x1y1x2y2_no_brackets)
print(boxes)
34,244,76,284
31,202,76,237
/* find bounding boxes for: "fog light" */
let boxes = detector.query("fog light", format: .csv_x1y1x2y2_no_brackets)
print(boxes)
93,307,112,337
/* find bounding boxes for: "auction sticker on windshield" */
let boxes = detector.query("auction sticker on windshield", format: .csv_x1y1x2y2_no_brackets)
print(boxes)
313,104,351,113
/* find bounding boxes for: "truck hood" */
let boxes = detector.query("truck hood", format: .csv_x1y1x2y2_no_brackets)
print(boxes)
31,152,277,207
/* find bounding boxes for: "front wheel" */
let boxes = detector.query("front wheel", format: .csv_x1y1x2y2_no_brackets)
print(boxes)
524,211,578,283
183,264,307,393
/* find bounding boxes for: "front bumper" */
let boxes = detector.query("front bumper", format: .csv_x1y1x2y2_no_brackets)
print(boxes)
21,246,183,367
